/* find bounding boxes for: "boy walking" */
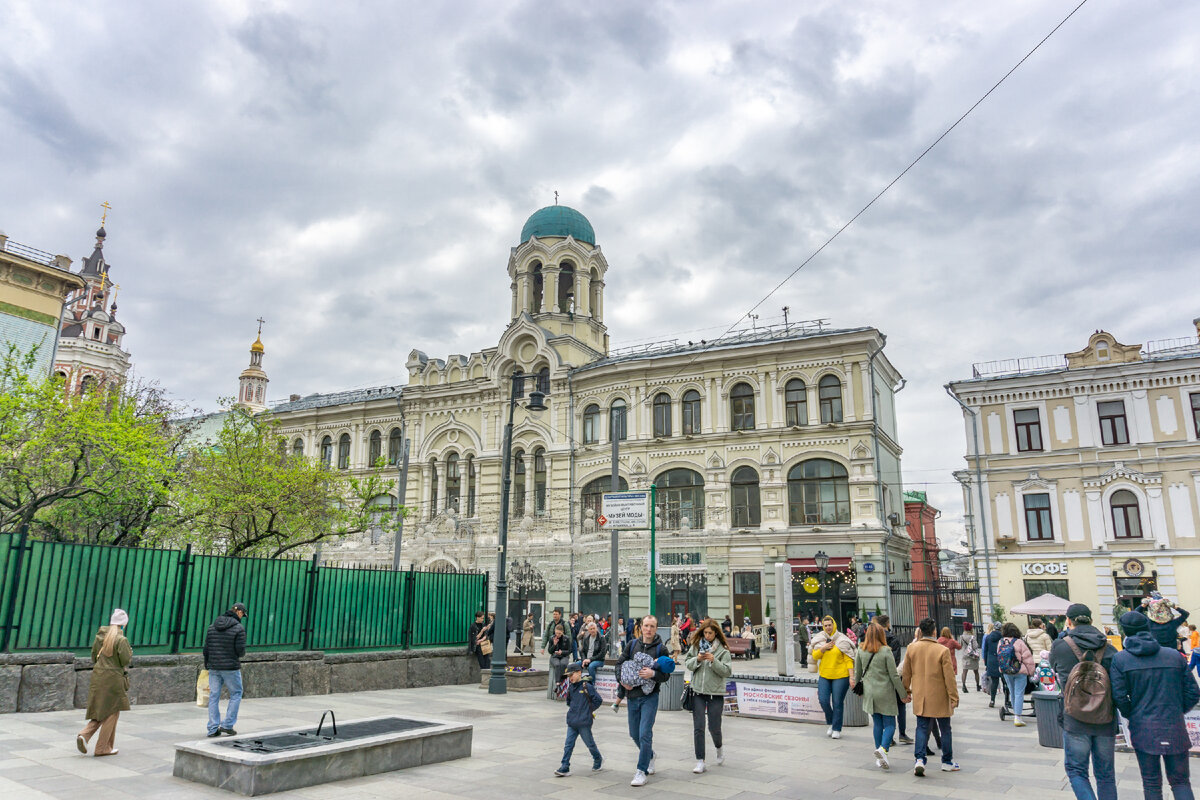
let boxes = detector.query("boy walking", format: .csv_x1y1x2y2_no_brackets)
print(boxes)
555,662,603,777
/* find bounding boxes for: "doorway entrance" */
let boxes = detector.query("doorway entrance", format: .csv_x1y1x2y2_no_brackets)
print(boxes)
733,571,762,625
526,600,545,639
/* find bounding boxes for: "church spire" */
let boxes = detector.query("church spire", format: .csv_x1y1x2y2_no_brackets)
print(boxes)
236,319,269,412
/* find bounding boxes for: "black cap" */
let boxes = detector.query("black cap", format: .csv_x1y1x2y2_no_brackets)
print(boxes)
1119,610,1148,634
232,602,249,617
1066,603,1091,621
566,661,583,673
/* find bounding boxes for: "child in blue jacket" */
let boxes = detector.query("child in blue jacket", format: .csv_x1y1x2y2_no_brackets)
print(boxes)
555,662,604,777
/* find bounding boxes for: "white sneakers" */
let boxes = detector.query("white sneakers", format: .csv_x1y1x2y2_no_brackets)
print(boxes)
631,770,647,787
831,730,841,739
1014,718,1027,727
826,726,833,737
942,762,961,772
693,761,706,774
714,747,725,766
914,759,926,777
647,755,656,775
873,746,889,769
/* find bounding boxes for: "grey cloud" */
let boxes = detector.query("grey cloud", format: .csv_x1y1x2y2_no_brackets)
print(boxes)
0,60,115,169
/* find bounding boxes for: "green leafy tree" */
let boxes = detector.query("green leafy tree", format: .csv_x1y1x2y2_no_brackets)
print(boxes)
0,346,184,543
176,407,399,557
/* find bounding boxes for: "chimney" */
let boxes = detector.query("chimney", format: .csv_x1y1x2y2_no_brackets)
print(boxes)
289,394,301,402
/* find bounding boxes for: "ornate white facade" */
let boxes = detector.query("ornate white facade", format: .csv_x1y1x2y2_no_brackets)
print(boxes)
53,227,131,391
261,206,909,627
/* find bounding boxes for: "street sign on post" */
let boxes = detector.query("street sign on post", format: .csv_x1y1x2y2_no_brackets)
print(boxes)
601,491,651,530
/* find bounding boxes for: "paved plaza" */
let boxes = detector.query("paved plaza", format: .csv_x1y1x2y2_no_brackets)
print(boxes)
0,658,1152,799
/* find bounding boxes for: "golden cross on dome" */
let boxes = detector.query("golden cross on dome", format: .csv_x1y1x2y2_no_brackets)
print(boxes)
98,268,108,292
100,201,112,226
112,283,121,304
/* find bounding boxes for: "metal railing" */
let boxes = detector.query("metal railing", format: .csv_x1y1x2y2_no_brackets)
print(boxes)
1144,336,1200,357
971,354,1068,379
1,238,59,267
0,529,486,654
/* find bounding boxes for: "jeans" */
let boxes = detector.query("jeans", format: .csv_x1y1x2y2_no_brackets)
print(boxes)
1004,673,1029,716
872,713,897,751
692,693,723,759
548,655,569,699
896,691,908,737
1189,652,1200,679
626,693,659,773
585,660,602,683
1062,731,1117,800
560,724,602,771
1135,751,1194,800
207,669,243,735
915,716,953,764
818,676,850,732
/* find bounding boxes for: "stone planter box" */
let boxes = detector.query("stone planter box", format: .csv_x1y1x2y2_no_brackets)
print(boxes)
480,669,548,692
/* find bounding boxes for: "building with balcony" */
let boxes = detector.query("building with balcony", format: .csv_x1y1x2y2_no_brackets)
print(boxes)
948,319,1200,627
249,205,908,629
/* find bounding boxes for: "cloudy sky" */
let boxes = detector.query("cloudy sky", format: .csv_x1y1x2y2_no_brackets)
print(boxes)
3,1,1197,545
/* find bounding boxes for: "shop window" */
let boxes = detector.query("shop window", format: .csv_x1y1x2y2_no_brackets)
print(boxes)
1014,408,1043,452
1023,579,1069,601
1110,489,1141,538
730,466,761,527
1098,400,1129,446
1023,493,1054,541
787,458,850,525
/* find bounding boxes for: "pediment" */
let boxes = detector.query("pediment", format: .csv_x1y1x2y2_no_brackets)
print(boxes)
1013,471,1054,491
1082,461,1162,488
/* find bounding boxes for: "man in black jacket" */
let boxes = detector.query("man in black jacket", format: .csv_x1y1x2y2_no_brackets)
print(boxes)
203,603,248,737
1049,604,1118,800
616,615,671,787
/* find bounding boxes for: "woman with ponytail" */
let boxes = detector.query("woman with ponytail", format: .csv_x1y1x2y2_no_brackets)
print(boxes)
76,609,132,756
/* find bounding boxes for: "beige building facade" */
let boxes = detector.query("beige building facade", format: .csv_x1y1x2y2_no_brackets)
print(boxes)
949,320,1200,628
262,206,909,627
0,232,84,377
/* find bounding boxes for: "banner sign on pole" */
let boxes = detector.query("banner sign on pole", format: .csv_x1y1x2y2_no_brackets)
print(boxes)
601,491,651,529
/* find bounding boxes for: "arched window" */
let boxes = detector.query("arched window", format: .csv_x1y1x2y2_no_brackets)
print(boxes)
785,379,807,426
80,375,96,393
581,475,628,526
730,382,755,431
466,456,476,517
446,453,461,512
368,430,382,465
1111,490,1142,538
337,433,351,469
655,468,704,529
558,261,575,312
320,436,333,468
255,386,263,403
653,393,672,438
610,399,627,442
388,427,402,465
682,390,701,435
819,375,843,423
537,366,550,395
54,370,67,382
788,459,850,525
428,458,439,518
731,466,761,527
533,448,547,514
292,438,304,457
532,263,544,312
583,404,601,444
513,449,526,517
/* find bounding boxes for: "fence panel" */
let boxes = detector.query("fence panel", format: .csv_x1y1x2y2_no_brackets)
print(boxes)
409,571,485,648
0,533,13,639
310,566,408,651
179,554,309,652
6,538,179,653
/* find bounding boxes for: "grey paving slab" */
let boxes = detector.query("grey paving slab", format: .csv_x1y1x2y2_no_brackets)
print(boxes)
0,660,1154,799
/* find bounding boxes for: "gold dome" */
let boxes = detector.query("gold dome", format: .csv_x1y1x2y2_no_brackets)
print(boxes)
250,336,265,354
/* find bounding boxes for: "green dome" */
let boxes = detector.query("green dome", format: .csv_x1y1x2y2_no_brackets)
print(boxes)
520,206,595,246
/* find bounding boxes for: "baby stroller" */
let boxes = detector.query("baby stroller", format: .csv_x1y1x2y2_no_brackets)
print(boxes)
997,677,1037,722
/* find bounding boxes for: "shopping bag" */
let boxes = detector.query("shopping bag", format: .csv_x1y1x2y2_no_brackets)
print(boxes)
196,669,210,707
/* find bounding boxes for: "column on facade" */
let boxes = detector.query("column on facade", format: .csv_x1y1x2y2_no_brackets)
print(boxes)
706,377,717,434
844,362,857,422
717,381,728,431
544,267,559,314
351,422,362,469
433,461,444,517
807,384,819,424
595,281,605,322
420,462,431,519
631,386,641,439
511,281,519,318
760,371,771,428
576,270,590,316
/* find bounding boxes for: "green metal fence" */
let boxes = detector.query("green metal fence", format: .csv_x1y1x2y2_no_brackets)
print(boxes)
0,529,486,655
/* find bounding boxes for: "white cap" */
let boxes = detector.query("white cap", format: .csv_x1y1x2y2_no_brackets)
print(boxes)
110,608,129,627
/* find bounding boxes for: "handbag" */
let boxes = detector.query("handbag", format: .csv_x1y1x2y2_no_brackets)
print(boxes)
852,652,875,696
479,638,493,656
681,685,695,711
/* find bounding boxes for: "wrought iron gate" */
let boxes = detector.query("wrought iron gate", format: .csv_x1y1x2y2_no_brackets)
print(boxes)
888,579,981,644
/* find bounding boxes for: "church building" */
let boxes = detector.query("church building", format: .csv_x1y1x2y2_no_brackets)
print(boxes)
53,225,132,391
255,206,909,628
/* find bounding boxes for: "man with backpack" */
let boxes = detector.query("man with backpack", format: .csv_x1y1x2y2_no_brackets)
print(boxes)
1050,604,1118,800
1111,610,1200,800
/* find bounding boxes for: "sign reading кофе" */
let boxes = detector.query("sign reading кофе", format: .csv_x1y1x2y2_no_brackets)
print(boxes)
1021,562,1069,575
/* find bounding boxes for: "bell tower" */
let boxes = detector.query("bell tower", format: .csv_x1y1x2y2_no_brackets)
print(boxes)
235,318,269,412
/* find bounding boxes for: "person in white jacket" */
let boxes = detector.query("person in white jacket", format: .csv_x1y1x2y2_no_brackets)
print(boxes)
1024,618,1054,658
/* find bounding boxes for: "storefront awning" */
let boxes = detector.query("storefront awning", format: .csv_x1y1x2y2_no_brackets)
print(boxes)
788,557,852,573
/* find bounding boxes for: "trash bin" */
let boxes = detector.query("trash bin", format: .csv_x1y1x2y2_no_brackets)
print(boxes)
1032,690,1063,748
658,670,685,711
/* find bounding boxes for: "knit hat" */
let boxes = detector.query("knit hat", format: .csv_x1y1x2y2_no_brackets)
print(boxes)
655,655,676,675
1119,610,1149,635
110,609,128,627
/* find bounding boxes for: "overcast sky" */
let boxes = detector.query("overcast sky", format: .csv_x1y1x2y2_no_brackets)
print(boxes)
3,1,1197,547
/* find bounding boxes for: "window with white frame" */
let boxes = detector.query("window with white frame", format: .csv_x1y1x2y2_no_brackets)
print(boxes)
1098,400,1129,446
1110,489,1142,538
1023,493,1054,541
1014,408,1043,452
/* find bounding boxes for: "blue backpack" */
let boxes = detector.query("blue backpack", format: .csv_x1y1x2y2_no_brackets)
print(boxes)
997,637,1021,675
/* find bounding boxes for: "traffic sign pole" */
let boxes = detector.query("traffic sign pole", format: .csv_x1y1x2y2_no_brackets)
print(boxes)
649,484,657,618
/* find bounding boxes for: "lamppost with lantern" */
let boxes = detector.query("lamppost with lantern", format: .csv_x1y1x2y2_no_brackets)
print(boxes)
814,550,830,619
488,370,548,695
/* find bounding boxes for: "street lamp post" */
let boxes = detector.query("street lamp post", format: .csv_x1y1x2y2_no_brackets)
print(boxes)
814,550,830,620
488,371,548,695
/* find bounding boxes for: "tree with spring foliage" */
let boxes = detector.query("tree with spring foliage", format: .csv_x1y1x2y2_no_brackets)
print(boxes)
175,406,400,557
0,346,186,544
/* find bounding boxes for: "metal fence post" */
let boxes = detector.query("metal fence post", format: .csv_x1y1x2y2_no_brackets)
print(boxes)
169,544,193,654
0,526,30,653
401,564,416,650
300,552,320,651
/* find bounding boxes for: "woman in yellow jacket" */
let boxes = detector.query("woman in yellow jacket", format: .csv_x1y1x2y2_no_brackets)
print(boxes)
811,615,857,738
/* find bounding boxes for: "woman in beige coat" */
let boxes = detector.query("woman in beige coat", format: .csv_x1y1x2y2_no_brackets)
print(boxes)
76,609,132,757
